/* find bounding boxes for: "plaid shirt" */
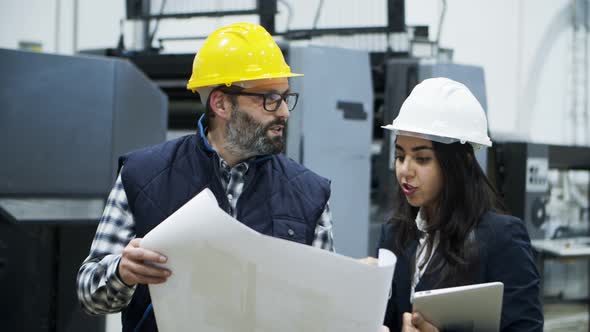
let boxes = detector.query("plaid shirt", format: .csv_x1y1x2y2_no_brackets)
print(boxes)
77,157,334,315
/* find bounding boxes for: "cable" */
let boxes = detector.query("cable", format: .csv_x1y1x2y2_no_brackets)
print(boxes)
584,0,590,144
312,0,325,33
55,0,61,52
277,0,293,32
117,19,125,51
147,0,168,49
436,0,447,47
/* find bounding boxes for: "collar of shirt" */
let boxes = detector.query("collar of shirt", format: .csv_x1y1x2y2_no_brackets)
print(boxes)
411,209,440,301
415,208,439,249
196,118,252,194
218,158,249,192
415,209,428,236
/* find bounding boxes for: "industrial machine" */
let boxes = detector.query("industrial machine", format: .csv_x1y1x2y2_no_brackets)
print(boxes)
286,45,374,258
0,49,167,331
489,142,590,299
490,143,590,239
124,0,405,49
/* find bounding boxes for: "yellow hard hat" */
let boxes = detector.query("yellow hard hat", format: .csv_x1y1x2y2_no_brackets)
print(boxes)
186,22,303,92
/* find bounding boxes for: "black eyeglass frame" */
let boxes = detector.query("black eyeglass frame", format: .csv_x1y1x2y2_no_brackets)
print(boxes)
217,87,299,112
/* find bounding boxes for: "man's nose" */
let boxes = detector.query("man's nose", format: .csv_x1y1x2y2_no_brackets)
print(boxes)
275,99,290,119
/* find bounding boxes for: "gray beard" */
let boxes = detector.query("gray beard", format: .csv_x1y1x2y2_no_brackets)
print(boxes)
223,106,285,158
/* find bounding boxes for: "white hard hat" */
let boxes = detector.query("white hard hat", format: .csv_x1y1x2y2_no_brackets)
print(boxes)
382,77,492,149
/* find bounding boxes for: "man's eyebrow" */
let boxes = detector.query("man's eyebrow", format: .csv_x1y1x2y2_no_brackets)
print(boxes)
274,88,290,94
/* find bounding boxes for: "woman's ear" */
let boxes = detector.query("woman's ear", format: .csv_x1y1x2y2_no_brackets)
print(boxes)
464,144,476,166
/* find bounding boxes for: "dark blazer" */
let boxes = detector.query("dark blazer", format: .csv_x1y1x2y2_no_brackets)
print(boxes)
379,211,544,332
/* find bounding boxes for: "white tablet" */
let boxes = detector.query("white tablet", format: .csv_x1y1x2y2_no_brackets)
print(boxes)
412,282,504,332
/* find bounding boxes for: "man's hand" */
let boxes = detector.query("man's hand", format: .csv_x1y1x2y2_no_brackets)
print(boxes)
379,325,390,332
401,312,439,332
118,238,171,286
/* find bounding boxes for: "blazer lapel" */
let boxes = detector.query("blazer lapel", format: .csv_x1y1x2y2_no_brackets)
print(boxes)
415,251,444,292
396,240,419,314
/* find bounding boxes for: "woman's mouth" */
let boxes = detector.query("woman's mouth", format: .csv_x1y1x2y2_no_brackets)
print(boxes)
402,183,417,196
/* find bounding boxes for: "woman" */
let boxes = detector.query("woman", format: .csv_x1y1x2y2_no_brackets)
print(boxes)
379,78,543,331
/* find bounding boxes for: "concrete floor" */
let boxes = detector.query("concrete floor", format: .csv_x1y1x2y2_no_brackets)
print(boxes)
545,302,588,331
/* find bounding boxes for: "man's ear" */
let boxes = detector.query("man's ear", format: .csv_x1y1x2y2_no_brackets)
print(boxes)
209,90,232,121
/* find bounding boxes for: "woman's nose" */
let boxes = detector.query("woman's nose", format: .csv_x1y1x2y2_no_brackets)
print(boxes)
397,159,414,177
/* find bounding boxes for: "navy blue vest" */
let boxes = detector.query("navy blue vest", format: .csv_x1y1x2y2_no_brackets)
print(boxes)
118,124,330,332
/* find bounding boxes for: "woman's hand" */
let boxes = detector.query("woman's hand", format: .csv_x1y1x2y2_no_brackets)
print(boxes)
401,312,439,332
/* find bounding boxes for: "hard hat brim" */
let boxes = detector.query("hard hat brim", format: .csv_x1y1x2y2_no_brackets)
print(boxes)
382,124,492,148
187,72,303,92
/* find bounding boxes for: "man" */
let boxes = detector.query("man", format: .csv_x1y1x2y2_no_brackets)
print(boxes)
76,22,334,332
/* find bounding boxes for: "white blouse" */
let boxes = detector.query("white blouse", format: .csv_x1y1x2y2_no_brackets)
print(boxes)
410,209,440,302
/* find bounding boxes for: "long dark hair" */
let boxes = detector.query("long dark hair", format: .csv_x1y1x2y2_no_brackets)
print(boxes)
390,140,505,287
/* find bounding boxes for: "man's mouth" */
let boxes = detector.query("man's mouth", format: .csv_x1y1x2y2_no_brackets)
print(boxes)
268,124,284,135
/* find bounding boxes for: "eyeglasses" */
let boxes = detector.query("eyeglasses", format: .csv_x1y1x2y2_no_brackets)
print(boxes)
219,88,299,112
